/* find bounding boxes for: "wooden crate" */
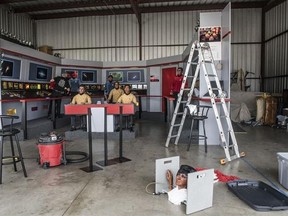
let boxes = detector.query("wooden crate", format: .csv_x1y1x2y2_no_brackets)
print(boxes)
38,46,53,55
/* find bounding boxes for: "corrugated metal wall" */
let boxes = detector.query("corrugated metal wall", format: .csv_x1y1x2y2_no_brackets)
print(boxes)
0,6,34,45
36,9,264,91
231,8,262,92
0,6,266,93
37,15,140,61
142,11,198,60
264,0,288,93
36,11,199,62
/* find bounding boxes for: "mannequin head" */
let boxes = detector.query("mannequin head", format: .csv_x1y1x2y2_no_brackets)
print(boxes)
176,67,183,76
175,165,196,189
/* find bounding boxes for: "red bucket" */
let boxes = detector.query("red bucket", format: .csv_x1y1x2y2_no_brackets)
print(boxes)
38,133,64,167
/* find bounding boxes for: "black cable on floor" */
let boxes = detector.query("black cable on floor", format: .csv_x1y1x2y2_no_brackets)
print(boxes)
65,151,89,163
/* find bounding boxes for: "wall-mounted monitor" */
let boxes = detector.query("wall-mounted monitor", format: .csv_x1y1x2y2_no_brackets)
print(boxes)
127,71,141,82
108,71,123,82
1,60,14,77
29,63,52,82
80,70,97,83
1,57,21,80
36,66,48,80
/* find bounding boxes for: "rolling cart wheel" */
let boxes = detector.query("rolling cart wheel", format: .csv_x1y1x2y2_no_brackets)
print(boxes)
42,162,50,169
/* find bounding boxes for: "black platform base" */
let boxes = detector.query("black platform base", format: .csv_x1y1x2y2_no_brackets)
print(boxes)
96,157,131,167
80,165,103,173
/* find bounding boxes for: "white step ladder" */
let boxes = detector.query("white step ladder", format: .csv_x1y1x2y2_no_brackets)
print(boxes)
165,41,244,164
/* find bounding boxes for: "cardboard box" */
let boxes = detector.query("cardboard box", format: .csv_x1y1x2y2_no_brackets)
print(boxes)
38,46,53,55
277,152,288,189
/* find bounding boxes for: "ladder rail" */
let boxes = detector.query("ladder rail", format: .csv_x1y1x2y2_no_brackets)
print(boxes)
165,41,242,164
165,42,198,147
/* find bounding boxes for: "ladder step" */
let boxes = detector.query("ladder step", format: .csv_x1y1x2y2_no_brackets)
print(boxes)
173,124,181,127
169,135,178,138
207,74,216,77
203,60,212,63
180,101,187,103
183,88,191,91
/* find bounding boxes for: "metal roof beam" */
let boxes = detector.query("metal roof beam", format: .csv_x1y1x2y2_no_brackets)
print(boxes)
0,0,37,4
32,8,134,20
31,1,267,20
13,0,131,13
130,0,141,23
263,0,286,12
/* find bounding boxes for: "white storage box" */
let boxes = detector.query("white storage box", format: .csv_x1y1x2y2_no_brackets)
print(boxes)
277,152,288,189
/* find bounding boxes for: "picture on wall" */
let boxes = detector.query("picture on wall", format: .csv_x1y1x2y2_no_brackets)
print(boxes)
1,60,14,77
109,71,123,82
199,27,221,42
81,71,96,83
36,67,48,80
127,71,141,82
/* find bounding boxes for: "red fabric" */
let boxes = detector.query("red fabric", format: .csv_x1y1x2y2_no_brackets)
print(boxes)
195,167,240,182
49,80,55,89
170,75,187,93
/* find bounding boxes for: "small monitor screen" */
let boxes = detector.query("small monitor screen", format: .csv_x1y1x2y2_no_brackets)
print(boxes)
131,84,137,89
137,84,143,89
127,71,141,82
36,67,48,80
1,60,14,77
81,71,96,83
82,72,94,81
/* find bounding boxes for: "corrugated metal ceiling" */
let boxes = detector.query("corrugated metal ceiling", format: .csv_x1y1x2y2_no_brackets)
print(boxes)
0,0,281,20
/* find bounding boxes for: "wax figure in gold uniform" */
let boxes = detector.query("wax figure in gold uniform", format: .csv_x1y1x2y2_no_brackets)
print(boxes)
116,84,138,132
70,85,92,131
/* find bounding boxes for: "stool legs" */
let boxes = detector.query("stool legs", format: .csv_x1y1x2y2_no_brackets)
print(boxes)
9,136,17,172
187,118,208,153
187,119,195,151
0,135,27,184
202,120,207,153
15,135,27,177
0,137,3,184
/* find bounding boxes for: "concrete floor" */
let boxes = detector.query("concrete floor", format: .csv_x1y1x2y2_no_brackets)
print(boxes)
0,114,288,216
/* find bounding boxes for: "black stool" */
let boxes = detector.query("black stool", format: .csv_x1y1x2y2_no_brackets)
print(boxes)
187,105,211,153
0,115,27,184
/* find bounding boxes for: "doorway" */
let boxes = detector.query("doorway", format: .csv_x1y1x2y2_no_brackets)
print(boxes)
162,67,176,112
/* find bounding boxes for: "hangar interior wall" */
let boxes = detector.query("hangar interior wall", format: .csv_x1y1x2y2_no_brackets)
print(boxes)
264,0,288,93
1,3,288,93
